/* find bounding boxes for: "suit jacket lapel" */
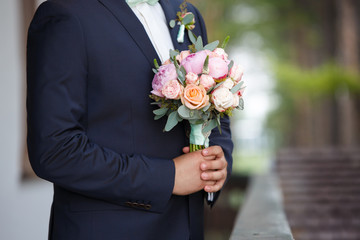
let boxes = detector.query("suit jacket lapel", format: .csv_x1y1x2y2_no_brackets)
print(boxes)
159,0,194,52
98,0,160,65
159,0,182,51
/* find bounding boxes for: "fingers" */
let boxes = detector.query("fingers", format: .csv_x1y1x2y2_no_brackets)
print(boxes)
202,146,224,158
201,170,226,182
182,146,190,154
204,179,225,193
200,158,227,171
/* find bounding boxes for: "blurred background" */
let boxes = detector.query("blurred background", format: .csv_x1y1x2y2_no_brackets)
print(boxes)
1,0,359,239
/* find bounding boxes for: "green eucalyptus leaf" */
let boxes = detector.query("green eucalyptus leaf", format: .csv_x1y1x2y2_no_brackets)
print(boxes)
182,13,194,25
202,103,211,112
202,119,217,134
180,66,187,76
228,60,234,72
178,105,191,118
155,114,164,120
230,81,244,94
216,115,222,134
152,68,158,74
177,68,185,84
195,36,204,51
164,111,179,131
204,40,219,51
169,20,176,28
188,30,197,45
153,108,168,116
202,55,209,75
170,49,179,59
238,97,244,110
221,36,230,49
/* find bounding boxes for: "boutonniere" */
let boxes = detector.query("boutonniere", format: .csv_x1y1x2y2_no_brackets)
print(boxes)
169,1,196,43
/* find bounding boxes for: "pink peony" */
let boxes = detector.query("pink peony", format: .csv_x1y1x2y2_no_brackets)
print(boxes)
181,50,207,75
185,72,199,85
229,64,244,83
176,50,191,64
151,64,177,97
199,74,216,91
162,80,183,99
208,57,228,79
181,84,209,110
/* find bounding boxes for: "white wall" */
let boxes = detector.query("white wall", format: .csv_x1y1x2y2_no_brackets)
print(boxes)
0,1,52,239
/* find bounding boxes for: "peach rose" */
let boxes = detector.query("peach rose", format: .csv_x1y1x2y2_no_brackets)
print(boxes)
162,80,183,99
185,72,199,85
199,74,216,91
176,50,191,64
181,84,209,110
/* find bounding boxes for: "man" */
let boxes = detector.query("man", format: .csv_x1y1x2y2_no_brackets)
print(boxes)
26,0,233,239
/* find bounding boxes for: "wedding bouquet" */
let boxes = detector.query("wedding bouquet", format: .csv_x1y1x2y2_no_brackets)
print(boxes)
150,35,245,151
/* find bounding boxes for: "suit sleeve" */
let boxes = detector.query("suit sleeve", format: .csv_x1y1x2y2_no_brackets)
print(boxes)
26,1,174,213
190,3,234,205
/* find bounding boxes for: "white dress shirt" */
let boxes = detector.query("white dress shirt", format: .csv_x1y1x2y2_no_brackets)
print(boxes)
129,2,174,63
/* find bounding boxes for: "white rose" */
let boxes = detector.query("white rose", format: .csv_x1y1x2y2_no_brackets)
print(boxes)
222,78,234,89
211,87,234,112
229,64,244,83
232,94,240,108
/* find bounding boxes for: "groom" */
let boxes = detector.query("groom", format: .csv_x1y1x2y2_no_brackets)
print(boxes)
26,0,233,239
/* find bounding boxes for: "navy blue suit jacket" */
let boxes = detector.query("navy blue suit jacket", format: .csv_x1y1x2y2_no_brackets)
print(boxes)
27,0,233,239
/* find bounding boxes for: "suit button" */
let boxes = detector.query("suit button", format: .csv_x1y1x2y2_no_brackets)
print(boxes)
138,203,145,209
145,204,151,210
132,202,139,208
125,201,132,207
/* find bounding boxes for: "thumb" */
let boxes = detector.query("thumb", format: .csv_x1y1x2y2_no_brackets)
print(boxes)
182,146,190,154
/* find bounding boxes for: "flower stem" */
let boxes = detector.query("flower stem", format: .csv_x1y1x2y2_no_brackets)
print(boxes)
189,143,205,152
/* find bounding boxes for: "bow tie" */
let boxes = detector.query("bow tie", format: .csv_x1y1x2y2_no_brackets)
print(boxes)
126,0,159,7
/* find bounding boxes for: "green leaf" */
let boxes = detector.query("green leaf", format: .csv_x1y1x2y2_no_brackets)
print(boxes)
221,36,230,49
182,13,194,25
195,36,204,51
153,108,168,116
154,114,164,120
177,68,185,84
170,49,179,59
202,119,217,134
178,105,191,118
164,111,179,131
202,55,209,75
169,20,176,28
152,68,158,74
230,81,244,94
204,40,219,51
154,59,160,69
188,30,197,45
180,66,187,77
209,81,225,92
202,103,211,112
228,60,234,72
216,115,222,134
238,97,244,110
